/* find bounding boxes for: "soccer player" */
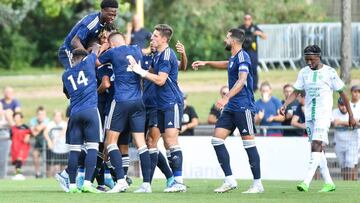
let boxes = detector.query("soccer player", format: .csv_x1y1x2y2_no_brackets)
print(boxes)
97,32,152,193
62,48,101,193
280,45,357,192
191,28,263,193
58,0,118,70
129,24,186,192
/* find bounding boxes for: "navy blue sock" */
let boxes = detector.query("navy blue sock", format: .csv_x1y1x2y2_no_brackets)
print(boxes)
212,138,232,176
84,148,98,181
107,144,125,180
245,146,261,179
78,148,87,168
149,148,159,182
139,146,151,183
121,154,129,175
68,150,80,184
169,146,183,177
157,152,173,179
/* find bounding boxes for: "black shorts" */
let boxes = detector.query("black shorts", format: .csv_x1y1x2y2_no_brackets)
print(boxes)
215,109,256,136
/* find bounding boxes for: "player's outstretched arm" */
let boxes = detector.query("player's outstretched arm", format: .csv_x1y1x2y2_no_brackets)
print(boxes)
339,91,357,128
176,41,188,71
192,60,228,70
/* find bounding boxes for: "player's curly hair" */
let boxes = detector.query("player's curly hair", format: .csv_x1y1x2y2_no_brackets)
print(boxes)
100,0,118,9
303,45,321,56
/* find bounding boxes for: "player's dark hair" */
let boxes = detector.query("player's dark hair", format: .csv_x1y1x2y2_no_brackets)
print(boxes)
72,48,88,58
283,83,293,90
86,38,99,50
228,28,245,44
299,91,306,97
304,45,321,56
100,0,118,9
13,112,24,119
108,31,125,42
154,24,173,42
103,23,117,32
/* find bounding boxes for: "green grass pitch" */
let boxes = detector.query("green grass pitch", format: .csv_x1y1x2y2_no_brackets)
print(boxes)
0,179,360,203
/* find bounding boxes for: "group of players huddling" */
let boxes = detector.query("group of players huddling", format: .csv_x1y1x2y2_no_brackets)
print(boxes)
55,0,357,194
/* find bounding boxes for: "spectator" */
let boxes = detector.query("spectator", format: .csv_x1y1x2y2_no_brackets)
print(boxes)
10,112,31,180
126,14,152,52
291,91,307,136
255,81,284,136
208,85,229,124
180,93,199,136
45,111,69,177
332,98,360,180
238,14,267,92
1,86,21,112
30,106,50,178
282,84,300,136
350,85,360,179
0,103,14,179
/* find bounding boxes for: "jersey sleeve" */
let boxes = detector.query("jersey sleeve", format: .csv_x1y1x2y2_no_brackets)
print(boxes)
254,24,263,32
237,52,251,73
158,48,172,74
293,69,305,91
98,49,113,64
330,69,345,92
85,53,97,66
13,99,21,109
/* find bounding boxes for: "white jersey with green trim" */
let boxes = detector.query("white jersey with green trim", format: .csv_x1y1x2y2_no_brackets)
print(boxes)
293,65,345,121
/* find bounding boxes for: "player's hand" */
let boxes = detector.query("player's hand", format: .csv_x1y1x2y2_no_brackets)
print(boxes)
216,97,229,110
128,55,148,78
191,61,206,70
279,105,286,116
175,41,186,54
349,116,357,129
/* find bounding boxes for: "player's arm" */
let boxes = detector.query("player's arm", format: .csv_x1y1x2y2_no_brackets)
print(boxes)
192,60,228,70
216,71,247,109
291,115,306,129
339,91,357,128
98,75,111,94
176,41,188,71
280,90,301,116
71,36,86,50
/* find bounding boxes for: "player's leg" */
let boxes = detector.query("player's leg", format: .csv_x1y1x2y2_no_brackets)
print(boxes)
236,110,263,194
76,145,87,189
212,111,236,193
118,128,131,185
102,115,115,189
67,116,82,193
131,101,152,193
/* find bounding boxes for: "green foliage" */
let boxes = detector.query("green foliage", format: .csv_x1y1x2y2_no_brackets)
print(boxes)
145,0,327,62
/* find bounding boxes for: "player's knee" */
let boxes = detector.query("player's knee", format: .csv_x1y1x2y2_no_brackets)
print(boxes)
86,142,99,151
107,143,119,153
243,140,256,149
69,144,82,152
211,137,225,146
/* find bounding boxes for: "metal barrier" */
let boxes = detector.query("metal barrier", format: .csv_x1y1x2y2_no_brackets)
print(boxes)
257,23,360,70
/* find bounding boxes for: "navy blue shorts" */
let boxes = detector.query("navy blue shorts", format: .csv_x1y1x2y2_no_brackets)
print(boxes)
158,103,182,133
146,107,158,128
58,46,72,70
108,99,145,133
68,108,102,145
215,109,257,136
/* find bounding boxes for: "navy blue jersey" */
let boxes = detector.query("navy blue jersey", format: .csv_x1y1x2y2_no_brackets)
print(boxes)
153,47,183,110
98,45,143,102
62,53,98,116
61,13,103,51
224,49,256,112
142,54,157,108
97,64,115,114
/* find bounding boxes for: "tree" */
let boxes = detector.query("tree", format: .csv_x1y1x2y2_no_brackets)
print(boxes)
340,0,352,85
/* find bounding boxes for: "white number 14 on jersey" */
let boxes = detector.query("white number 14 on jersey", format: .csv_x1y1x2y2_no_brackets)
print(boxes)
67,70,89,91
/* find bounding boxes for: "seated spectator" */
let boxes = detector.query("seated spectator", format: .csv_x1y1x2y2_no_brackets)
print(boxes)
281,84,300,136
30,106,50,178
208,85,229,124
332,97,360,180
10,112,31,180
45,111,69,177
291,92,306,136
1,86,21,112
255,81,284,136
180,93,199,136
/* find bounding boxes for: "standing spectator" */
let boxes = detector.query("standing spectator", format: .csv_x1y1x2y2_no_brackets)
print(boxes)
180,93,199,136
0,103,14,178
45,111,68,177
350,85,360,179
1,86,21,112
208,86,229,124
238,14,267,92
30,106,50,178
10,112,31,180
291,92,307,136
255,81,284,136
282,84,300,136
126,14,152,52
332,98,360,180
